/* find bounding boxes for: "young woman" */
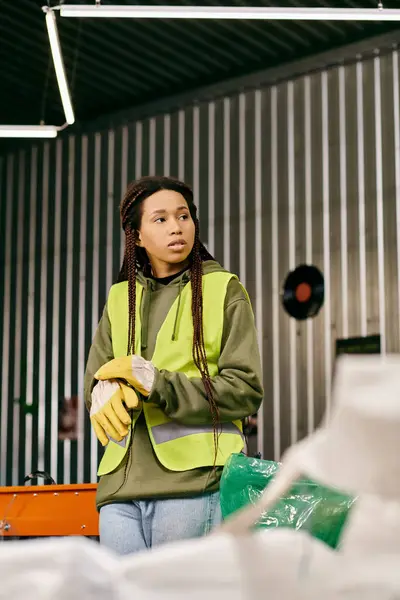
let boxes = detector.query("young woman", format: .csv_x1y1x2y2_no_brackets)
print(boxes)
84,175,263,555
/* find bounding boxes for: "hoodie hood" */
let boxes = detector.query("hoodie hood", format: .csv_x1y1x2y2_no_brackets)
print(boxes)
135,259,228,287
136,260,228,349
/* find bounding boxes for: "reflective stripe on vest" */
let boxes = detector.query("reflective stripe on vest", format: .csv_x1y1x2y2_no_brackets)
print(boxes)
98,271,245,476
151,421,244,445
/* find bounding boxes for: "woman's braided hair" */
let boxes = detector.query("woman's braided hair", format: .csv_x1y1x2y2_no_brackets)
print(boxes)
118,176,221,456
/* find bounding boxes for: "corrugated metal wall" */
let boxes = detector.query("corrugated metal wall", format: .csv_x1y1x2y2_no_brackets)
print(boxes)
1,49,400,486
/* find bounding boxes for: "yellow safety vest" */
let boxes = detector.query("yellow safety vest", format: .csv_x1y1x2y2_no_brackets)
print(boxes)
97,271,244,477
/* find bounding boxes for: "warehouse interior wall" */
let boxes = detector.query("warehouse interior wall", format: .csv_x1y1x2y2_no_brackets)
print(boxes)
1,46,400,485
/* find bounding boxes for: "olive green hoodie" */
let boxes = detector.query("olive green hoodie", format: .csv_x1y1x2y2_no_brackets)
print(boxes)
84,260,263,509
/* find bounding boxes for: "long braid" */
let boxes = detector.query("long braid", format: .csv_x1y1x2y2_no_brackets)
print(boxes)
190,221,221,463
119,184,146,355
126,226,137,355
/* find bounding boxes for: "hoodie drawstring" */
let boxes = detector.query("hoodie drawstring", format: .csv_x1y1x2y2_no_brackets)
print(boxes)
171,279,184,341
140,283,152,351
140,275,187,349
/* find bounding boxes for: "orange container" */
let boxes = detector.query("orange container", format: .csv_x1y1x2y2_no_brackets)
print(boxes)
0,484,98,537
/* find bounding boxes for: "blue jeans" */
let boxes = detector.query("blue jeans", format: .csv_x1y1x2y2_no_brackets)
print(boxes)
99,492,222,555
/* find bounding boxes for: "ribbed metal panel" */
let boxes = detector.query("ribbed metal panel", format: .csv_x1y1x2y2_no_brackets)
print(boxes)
1,49,400,484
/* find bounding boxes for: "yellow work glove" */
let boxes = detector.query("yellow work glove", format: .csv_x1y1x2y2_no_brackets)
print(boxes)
90,379,140,446
95,355,155,397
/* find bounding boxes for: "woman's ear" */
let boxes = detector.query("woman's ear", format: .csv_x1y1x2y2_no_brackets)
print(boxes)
136,231,142,247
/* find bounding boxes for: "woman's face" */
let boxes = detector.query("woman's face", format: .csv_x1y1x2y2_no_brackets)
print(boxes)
137,189,196,277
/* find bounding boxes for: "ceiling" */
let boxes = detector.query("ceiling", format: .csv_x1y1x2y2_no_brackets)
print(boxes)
1,0,400,131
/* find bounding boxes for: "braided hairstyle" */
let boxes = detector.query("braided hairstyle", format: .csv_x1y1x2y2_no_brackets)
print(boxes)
118,176,221,456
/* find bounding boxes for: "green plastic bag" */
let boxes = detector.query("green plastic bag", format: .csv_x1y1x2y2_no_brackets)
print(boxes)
220,453,357,549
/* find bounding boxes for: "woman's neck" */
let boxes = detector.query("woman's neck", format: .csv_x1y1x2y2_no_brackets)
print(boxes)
149,258,190,279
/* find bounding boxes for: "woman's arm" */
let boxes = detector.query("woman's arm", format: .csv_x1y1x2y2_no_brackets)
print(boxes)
148,279,264,424
83,305,114,412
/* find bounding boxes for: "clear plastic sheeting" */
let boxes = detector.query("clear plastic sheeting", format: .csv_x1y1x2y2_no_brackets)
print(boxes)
339,494,400,556
2,529,400,599
220,453,356,549
118,528,334,600
0,530,336,600
0,537,123,600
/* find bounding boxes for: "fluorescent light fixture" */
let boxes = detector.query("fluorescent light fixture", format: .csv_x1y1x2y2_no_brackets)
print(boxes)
60,4,400,21
45,10,75,125
0,125,59,138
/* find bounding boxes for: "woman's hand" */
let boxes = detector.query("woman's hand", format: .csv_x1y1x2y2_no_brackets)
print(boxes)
95,355,155,396
90,380,139,446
